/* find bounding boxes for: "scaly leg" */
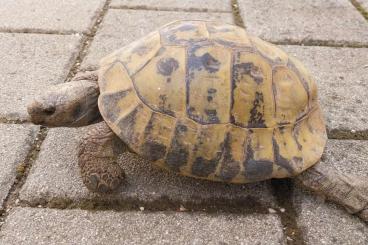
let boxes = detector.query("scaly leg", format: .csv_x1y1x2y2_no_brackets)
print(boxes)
78,121,125,193
295,161,368,222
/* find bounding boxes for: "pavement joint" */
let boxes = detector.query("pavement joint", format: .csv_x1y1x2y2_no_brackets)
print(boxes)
109,5,231,13
271,39,368,48
66,0,112,81
0,127,48,230
231,0,245,28
271,179,306,245
0,118,29,125
327,129,368,141
0,28,79,36
350,0,368,21
18,191,274,214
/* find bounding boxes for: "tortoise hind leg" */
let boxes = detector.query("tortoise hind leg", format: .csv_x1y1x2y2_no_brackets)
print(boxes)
295,161,368,222
78,121,125,193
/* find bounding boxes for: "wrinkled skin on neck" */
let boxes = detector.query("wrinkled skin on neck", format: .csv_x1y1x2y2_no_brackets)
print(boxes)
27,80,102,127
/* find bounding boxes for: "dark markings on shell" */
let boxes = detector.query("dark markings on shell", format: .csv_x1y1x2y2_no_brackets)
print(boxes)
292,125,303,150
158,94,175,117
191,156,220,178
234,62,263,84
272,137,295,174
163,23,203,44
141,114,167,161
156,57,179,76
248,92,266,128
165,123,189,172
204,109,220,123
187,45,220,73
116,104,142,143
141,140,167,162
191,130,223,177
243,141,273,182
100,90,132,122
218,132,240,181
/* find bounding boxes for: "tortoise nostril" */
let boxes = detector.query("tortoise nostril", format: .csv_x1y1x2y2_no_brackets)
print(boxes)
43,106,56,115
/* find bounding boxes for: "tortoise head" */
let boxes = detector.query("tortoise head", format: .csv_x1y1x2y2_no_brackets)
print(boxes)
27,81,102,127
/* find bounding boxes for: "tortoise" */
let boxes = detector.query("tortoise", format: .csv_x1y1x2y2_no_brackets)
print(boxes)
27,20,367,221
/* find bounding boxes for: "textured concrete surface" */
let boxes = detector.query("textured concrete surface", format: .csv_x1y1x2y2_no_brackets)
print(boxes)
81,9,234,69
110,0,232,12
293,190,368,245
282,45,368,135
0,207,284,245
0,33,81,120
19,127,276,209
0,124,39,209
292,139,368,244
0,0,105,34
238,0,368,44
321,139,368,178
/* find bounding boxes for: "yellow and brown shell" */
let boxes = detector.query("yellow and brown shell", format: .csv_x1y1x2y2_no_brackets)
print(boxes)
97,20,327,183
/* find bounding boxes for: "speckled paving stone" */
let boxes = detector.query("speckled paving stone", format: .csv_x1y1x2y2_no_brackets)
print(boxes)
0,0,105,34
238,0,368,44
0,33,81,120
0,124,39,209
19,127,276,210
293,140,368,244
0,207,284,245
81,9,234,70
110,0,232,12
282,46,368,136
294,190,368,245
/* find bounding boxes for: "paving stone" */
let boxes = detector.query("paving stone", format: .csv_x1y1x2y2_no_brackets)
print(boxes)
293,190,368,245
19,127,276,210
321,139,368,178
0,207,284,245
238,0,368,44
110,0,232,12
0,33,81,120
0,124,39,209
293,139,368,244
281,45,368,135
0,0,105,34
81,9,234,70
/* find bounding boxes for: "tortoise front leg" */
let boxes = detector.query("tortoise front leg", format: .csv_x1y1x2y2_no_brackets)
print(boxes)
78,121,125,193
295,161,368,222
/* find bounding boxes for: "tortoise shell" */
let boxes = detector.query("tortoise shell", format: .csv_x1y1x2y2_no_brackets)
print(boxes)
97,20,327,183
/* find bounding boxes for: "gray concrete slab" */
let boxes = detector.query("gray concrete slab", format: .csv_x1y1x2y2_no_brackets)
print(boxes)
81,9,234,70
0,124,39,209
0,207,284,245
293,190,368,245
282,45,368,136
0,33,81,121
321,139,368,178
19,127,276,210
293,139,368,244
238,0,368,44
110,0,232,12
0,0,105,34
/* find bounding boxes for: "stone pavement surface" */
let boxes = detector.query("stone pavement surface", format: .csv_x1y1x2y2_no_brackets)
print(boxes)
0,207,284,245
238,0,368,45
0,0,367,244
0,124,38,209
